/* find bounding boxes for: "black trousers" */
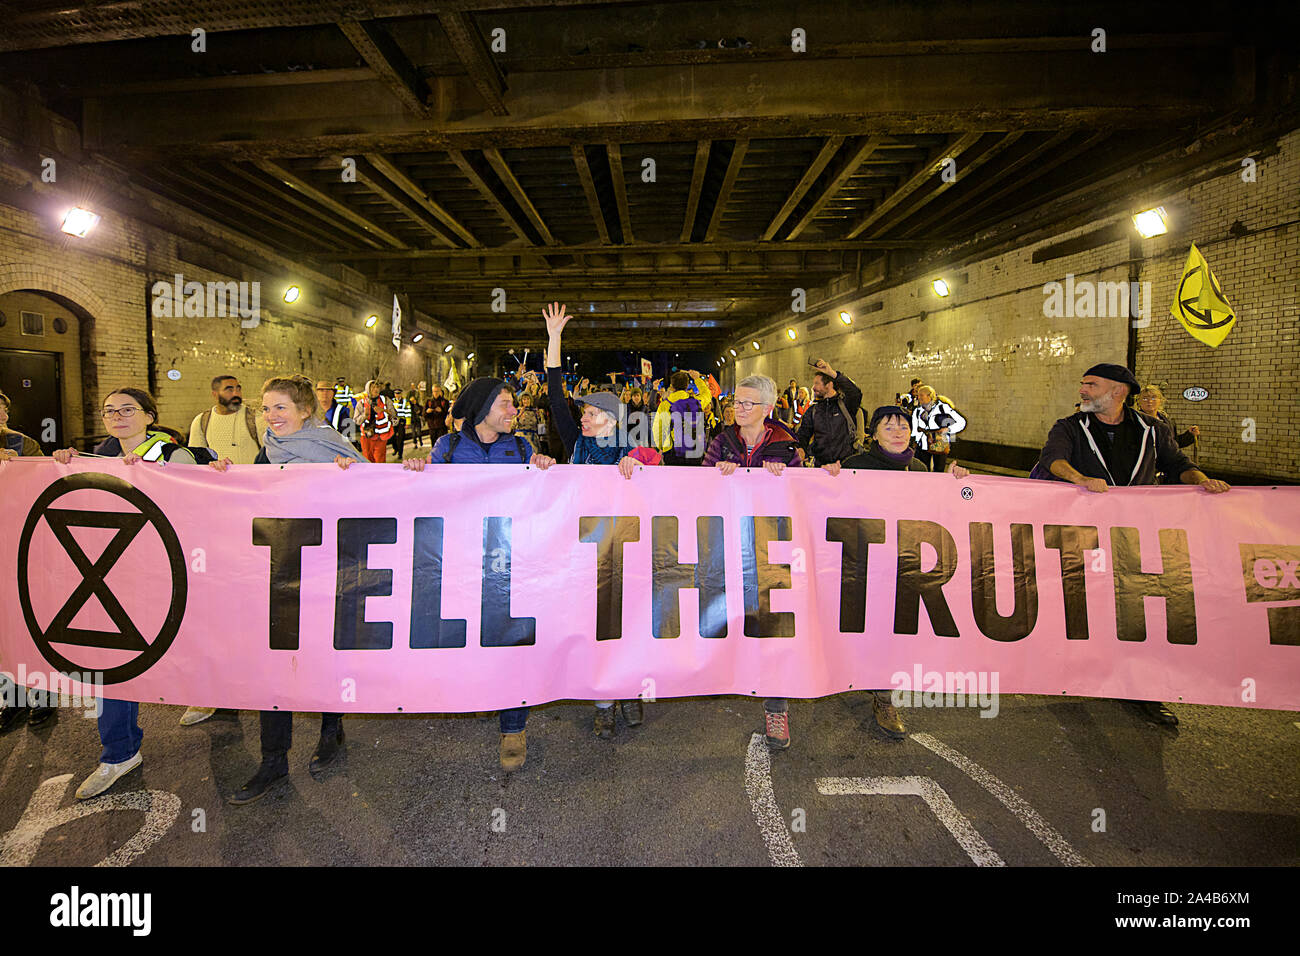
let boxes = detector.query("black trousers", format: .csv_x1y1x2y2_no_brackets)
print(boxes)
259,711,342,767
916,449,948,473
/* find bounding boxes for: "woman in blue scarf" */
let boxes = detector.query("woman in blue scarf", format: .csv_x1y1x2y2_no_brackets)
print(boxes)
542,301,662,737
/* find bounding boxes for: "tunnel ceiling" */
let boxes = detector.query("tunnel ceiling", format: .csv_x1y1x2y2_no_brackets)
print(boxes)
1,0,1296,354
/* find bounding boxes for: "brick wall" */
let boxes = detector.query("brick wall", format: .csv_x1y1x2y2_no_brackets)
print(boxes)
0,170,470,445
737,127,1300,482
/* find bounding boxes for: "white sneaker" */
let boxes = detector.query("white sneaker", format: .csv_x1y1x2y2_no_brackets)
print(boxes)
75,752,142,800
179,706,217,726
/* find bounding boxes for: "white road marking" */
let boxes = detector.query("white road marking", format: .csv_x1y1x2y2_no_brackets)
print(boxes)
911,732,1090,866
744,733,803,867
817,775,1004,867
1,773,181,867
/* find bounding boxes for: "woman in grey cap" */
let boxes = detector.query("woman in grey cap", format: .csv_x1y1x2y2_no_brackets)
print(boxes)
542,301,664,737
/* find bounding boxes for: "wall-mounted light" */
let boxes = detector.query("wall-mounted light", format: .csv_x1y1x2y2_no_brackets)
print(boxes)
60,207,100,238
751,341,760,351
467,352,475,361
931,278,950,298
283,285,301,304
786,328,797,340
1132,206,1169,238
364,314,379,328
839,311,853,325
411,332,424,344
443,344,454,353
729,348,737,357
720,355,726,364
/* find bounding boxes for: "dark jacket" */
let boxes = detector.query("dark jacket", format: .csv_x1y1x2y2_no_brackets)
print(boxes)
94,432,197,464
796,372,863,464
703,419,803,468
1035,407,1194,486
432,424,533,464
842,444,928,472
321,401,356,444
546,366,661,465
2,429,42,456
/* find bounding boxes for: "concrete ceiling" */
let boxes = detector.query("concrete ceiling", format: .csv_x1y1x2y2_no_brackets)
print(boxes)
0,0,1295,354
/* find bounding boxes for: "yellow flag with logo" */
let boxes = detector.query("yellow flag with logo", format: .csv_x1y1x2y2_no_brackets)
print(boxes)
1170,243,1236,348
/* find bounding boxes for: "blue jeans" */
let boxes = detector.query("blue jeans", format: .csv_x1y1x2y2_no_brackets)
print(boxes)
499,707,528,734
99,698,142,764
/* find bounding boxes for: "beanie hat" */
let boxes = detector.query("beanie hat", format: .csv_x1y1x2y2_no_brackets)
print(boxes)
868,405,911,436
452,377,508,426
1083,363,1140,396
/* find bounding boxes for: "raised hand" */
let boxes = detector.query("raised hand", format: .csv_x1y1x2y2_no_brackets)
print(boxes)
543,301,570,336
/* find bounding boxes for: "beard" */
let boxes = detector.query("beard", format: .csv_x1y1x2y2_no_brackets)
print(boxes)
218,394,243,410
1078,398,1101,413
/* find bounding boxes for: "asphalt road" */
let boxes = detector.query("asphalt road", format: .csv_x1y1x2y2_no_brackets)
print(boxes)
1,692,1296,867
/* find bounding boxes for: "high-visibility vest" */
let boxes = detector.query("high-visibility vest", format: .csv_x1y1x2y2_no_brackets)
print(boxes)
335,384,353,403
394,399,411,424
131,432,171,461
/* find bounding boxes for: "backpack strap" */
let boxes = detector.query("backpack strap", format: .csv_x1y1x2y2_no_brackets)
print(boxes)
244,406,259,443
442,431,459,463
199,409,212,441
515,435,529,461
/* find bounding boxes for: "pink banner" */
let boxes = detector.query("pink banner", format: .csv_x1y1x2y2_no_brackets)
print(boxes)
1,457,1298,713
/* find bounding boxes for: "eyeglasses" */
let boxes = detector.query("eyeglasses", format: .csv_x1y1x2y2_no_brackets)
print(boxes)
734,400,763,411
102,406,141,419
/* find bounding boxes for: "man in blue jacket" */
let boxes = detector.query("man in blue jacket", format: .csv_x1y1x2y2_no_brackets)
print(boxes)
406,377,555,770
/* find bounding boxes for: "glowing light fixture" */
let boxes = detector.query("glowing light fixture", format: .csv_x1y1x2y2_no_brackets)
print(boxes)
932,278,950,298
786,328,797,340
283,285,301,303
60,207,100,238
729,348,737,357
364,314,379,328
443,344,454,353
1132,206,1169,238
751,341,761,351
467,352,475,361
412,332,424,343
839,311,853,325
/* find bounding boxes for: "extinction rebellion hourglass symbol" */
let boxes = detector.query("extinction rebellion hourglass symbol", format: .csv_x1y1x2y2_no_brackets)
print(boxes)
17,473,188,684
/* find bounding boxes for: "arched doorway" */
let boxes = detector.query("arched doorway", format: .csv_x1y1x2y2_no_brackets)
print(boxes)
0,288,98,452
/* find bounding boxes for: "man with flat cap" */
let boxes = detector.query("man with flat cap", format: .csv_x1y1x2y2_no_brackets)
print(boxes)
1035,362,1230,726
403,376,555,770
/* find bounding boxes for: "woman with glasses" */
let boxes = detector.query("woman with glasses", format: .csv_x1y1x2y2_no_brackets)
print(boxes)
701,375,803,473
50,387,197,798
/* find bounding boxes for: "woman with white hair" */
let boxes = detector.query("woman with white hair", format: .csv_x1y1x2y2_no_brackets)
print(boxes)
1137,385,1199,477
910,385,966,473
702,374,803,472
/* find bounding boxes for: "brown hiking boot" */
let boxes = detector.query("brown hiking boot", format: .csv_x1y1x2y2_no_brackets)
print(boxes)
872,691,906,739
499,731,527,770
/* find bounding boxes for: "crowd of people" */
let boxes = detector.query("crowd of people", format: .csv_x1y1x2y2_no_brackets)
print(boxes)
0,300,1229,804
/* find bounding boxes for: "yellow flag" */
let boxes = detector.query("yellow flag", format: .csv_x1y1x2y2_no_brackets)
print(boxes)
1170,243,1236,348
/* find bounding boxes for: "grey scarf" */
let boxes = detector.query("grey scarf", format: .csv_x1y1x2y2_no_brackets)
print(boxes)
263,422,361,464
